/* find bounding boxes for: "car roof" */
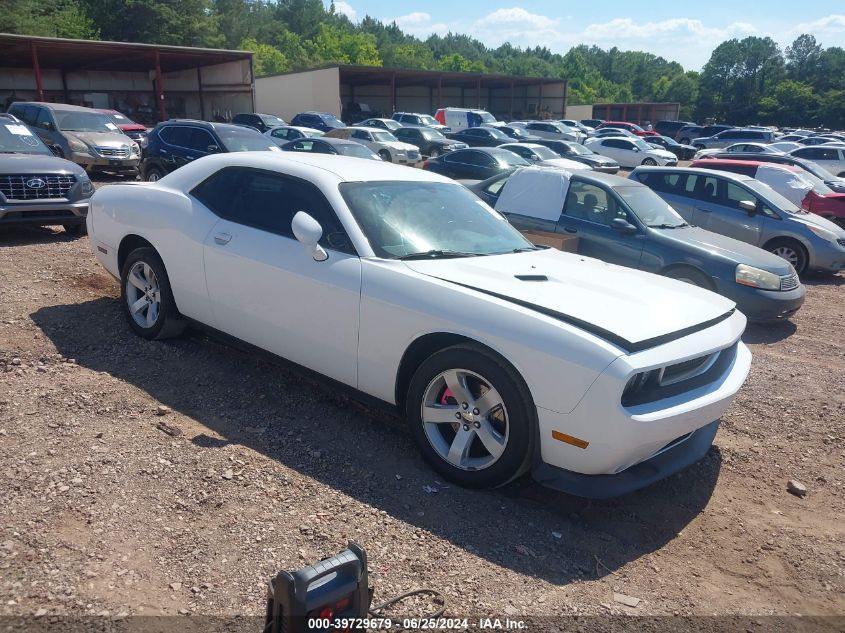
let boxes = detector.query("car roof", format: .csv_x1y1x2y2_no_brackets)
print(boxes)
317,137,366,146
632,165,757,183
500,142,545,150
345,126,388,133
695,159,800,172
14,101,97,112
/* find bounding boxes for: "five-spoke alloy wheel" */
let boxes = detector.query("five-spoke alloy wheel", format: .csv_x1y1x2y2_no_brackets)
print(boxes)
120,247,185,340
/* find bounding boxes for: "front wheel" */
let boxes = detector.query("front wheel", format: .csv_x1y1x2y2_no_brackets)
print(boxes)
641,157,657,166
63,222,87,237
120,247,185,340
766,239,808,275
406,344,536,489
144,166,164,182
378,150,392,162
428,148,440,158
664,266,712,289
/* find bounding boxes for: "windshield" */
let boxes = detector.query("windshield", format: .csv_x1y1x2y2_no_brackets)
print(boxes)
340,181,532,258
531,146,560,160
371,131,398,142
260,115,286,127
321,115,346,128
217,127,278,151
632,139,652,151
614,186,687,228
419,115,439,126
658,135,677,145
494,150,531,167
800,160,838,182
336,143,377,159
792,170,833,195
477,112,497,124
107,112,135,124
745,179,804,214
563,142,591,156
301,129,323,138
0,123,52,155
420,129,447,141
56,111,115,133
487,127,510,140
507,127,529,138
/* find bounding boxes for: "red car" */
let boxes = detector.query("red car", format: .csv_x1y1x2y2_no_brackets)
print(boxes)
596,121,659,137
690,159,845,225
98,109,149,147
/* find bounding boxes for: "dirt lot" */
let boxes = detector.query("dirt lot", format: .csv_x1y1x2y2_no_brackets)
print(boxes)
1,208,844,626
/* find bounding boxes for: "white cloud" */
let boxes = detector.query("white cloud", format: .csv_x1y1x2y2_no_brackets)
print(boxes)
791,14,845,38
475,8,560,30
389,12,451,38
581,18,755,42
333,1,357,21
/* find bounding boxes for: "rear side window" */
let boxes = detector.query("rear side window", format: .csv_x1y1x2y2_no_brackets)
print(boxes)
159,126,191,147
191,167,354,253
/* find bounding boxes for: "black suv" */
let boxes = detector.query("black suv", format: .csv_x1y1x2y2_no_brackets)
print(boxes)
142,120,275,181
393,126,467,158
654,120,696,138
231,112,286,133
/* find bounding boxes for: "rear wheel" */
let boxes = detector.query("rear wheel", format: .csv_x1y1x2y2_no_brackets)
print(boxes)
406,344,536,489
680,137,691,145
378,150,392,162
120,247,185,340
694,144,705,151
664,266,712,289
766,238,808,275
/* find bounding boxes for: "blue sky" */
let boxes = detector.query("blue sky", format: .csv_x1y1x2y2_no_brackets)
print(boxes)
326,1,845,70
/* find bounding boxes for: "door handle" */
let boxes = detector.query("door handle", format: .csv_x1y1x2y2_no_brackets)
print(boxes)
213,232,232,245
696,207,712,213
563,227,578,234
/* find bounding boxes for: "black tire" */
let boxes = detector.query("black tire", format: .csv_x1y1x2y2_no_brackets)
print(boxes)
144,166,164,182
663,266,713,289
378,150,392,162
63,222,87,237
120,247,185,340
641,157,657,166
680,137,691,145
405,343,537,489
766,238,809,275
693,144,705,151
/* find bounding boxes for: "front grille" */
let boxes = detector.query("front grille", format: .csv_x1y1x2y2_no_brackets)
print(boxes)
780,273,800,291
0,175,76,201
408,150,420,160
95,146,130,158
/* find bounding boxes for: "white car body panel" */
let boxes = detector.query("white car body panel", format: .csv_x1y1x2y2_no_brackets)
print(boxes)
326,126,420,164
789,146,845,177
585,136,677,168
87,152,750,488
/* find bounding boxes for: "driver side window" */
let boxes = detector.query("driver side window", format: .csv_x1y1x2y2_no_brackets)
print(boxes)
191,168,355,253
561,182,623,226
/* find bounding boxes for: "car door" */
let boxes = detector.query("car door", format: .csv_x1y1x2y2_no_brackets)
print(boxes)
555,180,644,267
694,176,764,245
634,171,697,224
196,167,362,386
598,139,634,166
32,107,61,147
351,129,376,153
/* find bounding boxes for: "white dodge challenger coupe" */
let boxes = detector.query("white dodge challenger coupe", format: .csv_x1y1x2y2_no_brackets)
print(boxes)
87,152,751,498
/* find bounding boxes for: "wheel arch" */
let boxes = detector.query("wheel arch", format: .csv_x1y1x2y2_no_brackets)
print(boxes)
394,332,532,413
762,235,811,269
658,263,716,291
117,234,156,276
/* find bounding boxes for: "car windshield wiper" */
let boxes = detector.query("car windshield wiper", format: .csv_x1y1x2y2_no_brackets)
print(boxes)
397,249,479,260
648,223,688,229
509,246,542,253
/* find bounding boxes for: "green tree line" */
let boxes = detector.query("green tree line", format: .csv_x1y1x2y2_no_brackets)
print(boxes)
2,0,843,127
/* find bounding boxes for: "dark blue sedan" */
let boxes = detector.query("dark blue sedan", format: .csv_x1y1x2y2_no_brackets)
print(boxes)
467,167,805,322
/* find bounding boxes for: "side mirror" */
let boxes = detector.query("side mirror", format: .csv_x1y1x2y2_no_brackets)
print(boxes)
40,121,54,131
611,218,638,235
207,144,220,153
632,147,640,152
739,200,756,216
292,211,328,262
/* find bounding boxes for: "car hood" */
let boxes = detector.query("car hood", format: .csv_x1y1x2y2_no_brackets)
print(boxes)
648,148,677,160
402,249,736,351
68,131,132,147
788,210,845,236
657,226,795,274
0,152,86,176
385,141,420,152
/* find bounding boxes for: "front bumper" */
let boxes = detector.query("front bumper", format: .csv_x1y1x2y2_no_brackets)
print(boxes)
591,164,620,174
809,240,845,272
713,278,806,322
71,152,140,171
533,420,719,499
0,199,88,225
531,311,751,497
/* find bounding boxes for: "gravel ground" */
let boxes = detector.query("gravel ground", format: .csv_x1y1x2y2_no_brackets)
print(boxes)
0,188,844,626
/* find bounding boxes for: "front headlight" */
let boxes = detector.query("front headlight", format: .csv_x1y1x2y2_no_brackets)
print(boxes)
68,136,89,153
130,142,140,156
807,224,840,244
735,264,781,290
80,178,94,196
